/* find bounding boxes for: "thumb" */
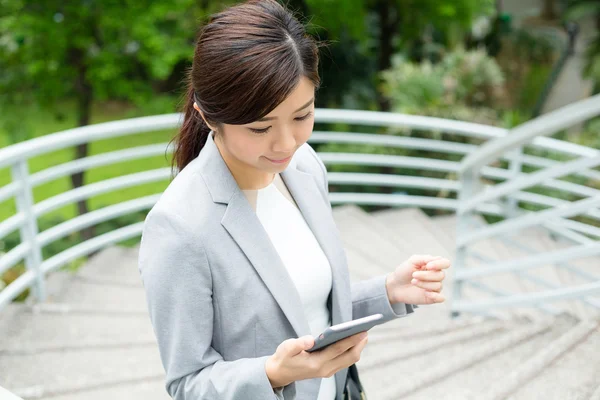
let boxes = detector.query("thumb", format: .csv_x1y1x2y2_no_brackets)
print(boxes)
280,336,314,356
298,335,315,352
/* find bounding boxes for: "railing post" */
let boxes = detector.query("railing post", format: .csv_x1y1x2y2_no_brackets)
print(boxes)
504,146,523,218
452,168,481,319
11,160,45,302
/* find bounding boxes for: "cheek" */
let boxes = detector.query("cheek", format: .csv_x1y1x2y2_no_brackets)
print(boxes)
294,121,314,148
300,121,314,141
234,138,266,161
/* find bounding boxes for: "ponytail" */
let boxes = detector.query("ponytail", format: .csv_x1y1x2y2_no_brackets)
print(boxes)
170,82,212,178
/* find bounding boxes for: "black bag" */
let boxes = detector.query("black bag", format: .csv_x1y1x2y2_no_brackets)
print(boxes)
343,364,366,400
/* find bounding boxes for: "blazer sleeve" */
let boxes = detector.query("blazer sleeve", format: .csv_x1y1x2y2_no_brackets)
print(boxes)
307,144,419,322
138,207,284,400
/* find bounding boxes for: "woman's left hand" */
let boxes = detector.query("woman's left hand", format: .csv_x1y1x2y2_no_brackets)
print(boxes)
385,254,451,305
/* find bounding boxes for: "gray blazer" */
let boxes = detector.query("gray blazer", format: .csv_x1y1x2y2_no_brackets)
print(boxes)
138,131,418,400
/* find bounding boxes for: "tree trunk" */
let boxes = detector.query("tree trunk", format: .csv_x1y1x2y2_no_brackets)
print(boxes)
374,0,401,210
69,47,96,245
376,0,396,112
541,0,557,20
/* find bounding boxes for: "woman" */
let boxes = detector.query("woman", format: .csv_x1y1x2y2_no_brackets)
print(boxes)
137,0,451,399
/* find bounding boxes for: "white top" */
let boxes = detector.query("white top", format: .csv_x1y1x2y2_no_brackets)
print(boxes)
242,172,336,400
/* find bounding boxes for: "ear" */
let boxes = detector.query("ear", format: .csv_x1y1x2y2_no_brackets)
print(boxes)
193,102,218,132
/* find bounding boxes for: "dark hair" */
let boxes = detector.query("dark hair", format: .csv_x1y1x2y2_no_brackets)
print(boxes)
170,0,324,175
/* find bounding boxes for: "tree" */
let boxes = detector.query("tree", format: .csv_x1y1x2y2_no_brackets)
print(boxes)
565,0,600,88
303,0,495,111
0,0,229,242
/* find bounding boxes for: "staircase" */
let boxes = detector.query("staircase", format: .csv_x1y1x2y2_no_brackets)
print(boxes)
1,205,599,400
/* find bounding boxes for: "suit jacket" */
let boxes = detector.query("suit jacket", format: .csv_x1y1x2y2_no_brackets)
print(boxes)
137,131,418,400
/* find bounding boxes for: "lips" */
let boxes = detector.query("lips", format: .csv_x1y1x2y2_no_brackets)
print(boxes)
267,155,292,162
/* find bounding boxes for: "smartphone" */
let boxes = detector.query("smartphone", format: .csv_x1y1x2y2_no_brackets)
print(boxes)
306,313,384,353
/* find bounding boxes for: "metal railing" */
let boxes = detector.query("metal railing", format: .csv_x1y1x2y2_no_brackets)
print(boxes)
1,99,599,317
453,94,600,316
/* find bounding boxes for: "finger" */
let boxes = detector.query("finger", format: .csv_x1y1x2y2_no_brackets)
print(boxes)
330,335,368,370
319,331,367,360
425,291,445,303
412,269,445,282
284,336,313,355
408,254,441,267
411,279,443,292
425,258,451,270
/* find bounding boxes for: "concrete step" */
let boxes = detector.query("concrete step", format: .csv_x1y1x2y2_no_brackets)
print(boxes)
499,320,600,400
42,379,170,400
332,204,419,268
345,246,386,281
591,383,600,400
360,317,555,400
44,270,147,313
359,318,507,370
466,217,595,321
75,245,142,285
405,313,579,400
369,207,453,259
470,235,566,322
401,209,456,251
1,345,164,399
530,230,600,319
367,313,490,341
334,206,494,319
429,214,457,242
0,306,155,352
430,214,528,320
501,226,597,320
431,214,588,322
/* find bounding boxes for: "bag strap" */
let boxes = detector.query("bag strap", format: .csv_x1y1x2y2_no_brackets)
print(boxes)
348,364,364,392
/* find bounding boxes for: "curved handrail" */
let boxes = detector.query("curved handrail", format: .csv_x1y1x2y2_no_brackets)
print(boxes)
458,94,600,175
0,114,182,170
451,95,600,317
1,106,599,318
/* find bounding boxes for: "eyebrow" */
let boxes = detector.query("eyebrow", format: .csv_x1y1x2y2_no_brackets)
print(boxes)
256,97,315,122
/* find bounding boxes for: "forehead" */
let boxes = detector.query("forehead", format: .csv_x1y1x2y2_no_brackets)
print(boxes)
262,77,315,117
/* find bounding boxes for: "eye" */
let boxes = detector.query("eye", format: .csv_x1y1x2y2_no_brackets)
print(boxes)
248,111,313,135
249,126,271,135
295,111,313,121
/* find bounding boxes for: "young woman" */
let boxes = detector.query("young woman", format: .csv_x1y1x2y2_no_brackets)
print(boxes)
137,1,450,399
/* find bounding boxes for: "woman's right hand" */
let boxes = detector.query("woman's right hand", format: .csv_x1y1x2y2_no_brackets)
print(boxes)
265,331,369,388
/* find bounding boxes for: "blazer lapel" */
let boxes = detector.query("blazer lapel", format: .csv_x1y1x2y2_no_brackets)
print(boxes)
196,131,351,342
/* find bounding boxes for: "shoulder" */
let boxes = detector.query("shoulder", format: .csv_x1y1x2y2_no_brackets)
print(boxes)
143,164,211,240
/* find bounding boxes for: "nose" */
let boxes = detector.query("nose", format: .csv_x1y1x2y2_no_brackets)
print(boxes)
272,127,296,154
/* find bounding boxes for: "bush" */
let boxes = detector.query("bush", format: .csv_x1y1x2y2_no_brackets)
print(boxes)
379,48,506,124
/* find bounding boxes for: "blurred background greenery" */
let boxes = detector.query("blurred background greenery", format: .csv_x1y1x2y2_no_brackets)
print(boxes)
1,0,599,296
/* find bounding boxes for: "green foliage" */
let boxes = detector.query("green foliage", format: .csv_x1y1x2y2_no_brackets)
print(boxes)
380,48,505,123
300,0,495,110
564,0,600,84
0,0,234,135
508,29,560,64
305,0,494,45
493,27,560,114
518,63,554,113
